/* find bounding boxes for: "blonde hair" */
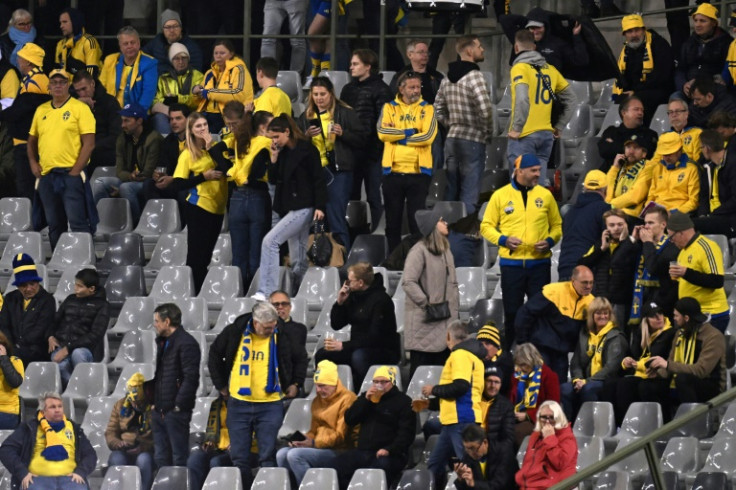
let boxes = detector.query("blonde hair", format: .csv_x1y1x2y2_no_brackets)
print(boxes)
640,314,664,350
513,343,544,368
586,296,614,331
533,400,568,431
424,226,449,255
185,112,208,162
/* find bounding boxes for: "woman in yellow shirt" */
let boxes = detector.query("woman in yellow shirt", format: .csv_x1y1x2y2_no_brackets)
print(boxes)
172,112,229,293
193,40,253,135
0,331,24,429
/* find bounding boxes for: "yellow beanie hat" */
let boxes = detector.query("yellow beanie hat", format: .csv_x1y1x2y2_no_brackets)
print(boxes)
314,360,339,386
373,366,397,385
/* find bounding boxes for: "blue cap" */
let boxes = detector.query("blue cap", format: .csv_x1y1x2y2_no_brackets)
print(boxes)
11,253,42,286
514,153,541,169
119,103,148,119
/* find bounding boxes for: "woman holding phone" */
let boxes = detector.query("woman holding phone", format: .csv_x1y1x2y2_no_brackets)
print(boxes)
299,76,365,249
252,114,327,300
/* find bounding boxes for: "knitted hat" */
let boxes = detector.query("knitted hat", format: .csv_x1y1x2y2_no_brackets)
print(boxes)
476,324,501,349
373,366,397,385
621,14,645,33
168,42,189,62
656,132,683,155
484,364,505,381
667,211,694,232
17,43,45,67
415,208,443,237
12,253,42,286
514,154,540,169
583,170,607,190
693,3,719,21
161,9,182,28
674,297,707,324
126,372,146,401
314,360,339,386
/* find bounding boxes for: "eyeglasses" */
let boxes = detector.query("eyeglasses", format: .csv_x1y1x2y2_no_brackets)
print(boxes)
373,379,392,385
16,21,31,27
538,415,555,422
666,109,687,115
271,302,291,308
163,23,181,30
49,80,69,86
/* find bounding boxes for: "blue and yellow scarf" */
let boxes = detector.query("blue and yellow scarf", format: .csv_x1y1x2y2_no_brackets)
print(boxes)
514,366,542,412
236,321,281,397
630,234,669,325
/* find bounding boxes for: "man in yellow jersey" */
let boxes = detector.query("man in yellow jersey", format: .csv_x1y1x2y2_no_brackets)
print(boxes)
149,303,201,467
645,132,701,214
515,265,596,384
694,130,736,235
422,322,486,489
0,254,56,367
55,8,102,77
27,69,97,249
453,404,516,490
99,26,158,110
0,392,96,490
208,302,291,488
606,130,657,219
506,29,576,186
253,57,292,116
666,212,729,332
480,153,562,349
647,297,726,411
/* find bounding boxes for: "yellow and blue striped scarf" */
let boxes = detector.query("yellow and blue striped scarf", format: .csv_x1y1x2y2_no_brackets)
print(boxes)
235,321,281,397
514,366,542,412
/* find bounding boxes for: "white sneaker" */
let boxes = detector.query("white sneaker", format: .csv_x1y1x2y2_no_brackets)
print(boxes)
303,75,314,89
251,292,267,301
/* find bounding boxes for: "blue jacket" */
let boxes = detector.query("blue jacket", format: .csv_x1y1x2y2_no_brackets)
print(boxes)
557,191,610,280
100,51,158,110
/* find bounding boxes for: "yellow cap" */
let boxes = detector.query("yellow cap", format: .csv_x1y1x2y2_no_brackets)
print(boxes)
693,3,719,21
314,360,339,386
656,132,683,155
48,68,71,80
621,14,645,32
17,43,45,68
373,366,397,385
583,170,607,190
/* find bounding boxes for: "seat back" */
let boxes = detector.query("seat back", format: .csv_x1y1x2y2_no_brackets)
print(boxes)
113,296,156,333
359,365,402,393
577,436,604,472
64,362,109,400
406,366,442,400
610,435,648,477
0,197,31,236
296,267,340,308
596,104,621,136
96,198,134,237
20,362,62,399
202,467,243,490
53,265,96,305
251,467,290,489
198,266,243,306
210,297,256,340
320,71,350,100
425,169,447,206
209,233,232,267
701,435,736,476
101,465,142,490
573,401,616,439
105,265,147,306
113,363,156,396
692,472,732,490
456,266,487,311
169,296,209,331
562,103,594,139
47,232,95,271
146,233,188,271
347,469,387,490
276,70,303,103
151,466,191,490
466,298,504,336
671,402,712,438
346,200,370,233
81,396,117,434
648,104,669,134
431,201,467,225
134,199,182,236
110,330,157,367
98,232,145,272
278,398,312,439
593,470,630,490
660,436,699,474
480,70,496,103
619,402,662,438
397,469,434,490
190,396,217,434
345,234,388,267
640,472,679,490
300,468,339,490
703,234,731,268
0,231,43,269
567,79,593,104
150,265,195,302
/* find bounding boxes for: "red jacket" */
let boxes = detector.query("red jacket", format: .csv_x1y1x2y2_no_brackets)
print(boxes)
508,364,560,424
515,425,577,490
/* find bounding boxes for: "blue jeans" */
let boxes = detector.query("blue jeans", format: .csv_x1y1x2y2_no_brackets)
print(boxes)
93,176,145,222
108,450,154,490
151,409,192,467
38,169,94,249
427,422,468,488
52,347,93,387
560,380,604,422
507,131,555,186
537,346,570,385
226,398,284,488
326,170,352,249
0,411,19,429
187,449,233,490
26,476,88,490
151,113,172,135
257,207,313,297
229,187,271,288
276,447,339,485
445,137,485,214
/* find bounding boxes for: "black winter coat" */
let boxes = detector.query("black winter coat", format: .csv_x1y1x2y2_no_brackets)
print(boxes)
208,313,299,394
278,318,308,389
344,387,416,457
614,29,673,109
268,139,327,217
455,394,517,490
0,288,55,366
340,74,393,160
677,27,732,87
151,327,200,413
330,273,400,358
624,326,677,375
87,83,122,168
297,104,367,173
688,85,736,129
639,239,680,319
51,287,110,362
700,137,736,218
558,191,611,281
0,92,51,142
578,237,640,305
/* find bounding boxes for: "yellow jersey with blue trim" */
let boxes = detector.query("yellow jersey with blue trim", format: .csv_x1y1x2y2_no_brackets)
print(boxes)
173,149,227,215
254,85,292,117
20,67,48,95
377,95,437,175
438,346,484,425
677,234,729,316
54,30,102,76
480,182,562,266
646,154,700,214
29,96,96,175
28,419,76,476
509,61,569,137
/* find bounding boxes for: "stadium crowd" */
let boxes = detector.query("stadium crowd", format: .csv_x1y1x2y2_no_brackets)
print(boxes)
1,1,736,489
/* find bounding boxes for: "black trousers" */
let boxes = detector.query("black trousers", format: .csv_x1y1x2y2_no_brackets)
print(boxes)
382,173,430,252
184,202,224,295
693,214,736,238
409,349,450,379
599,375,670,426
13,145,34,202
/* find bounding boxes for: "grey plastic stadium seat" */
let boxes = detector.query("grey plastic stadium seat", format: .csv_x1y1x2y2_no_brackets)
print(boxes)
640,471,679,490
393,297,405,332
19,362,62,419
190,397,217,436
151,466,191,490
144,233,187,284
101,465,142,490
670,402,713,439
251,467,290,489
0,197,31,251
112,363,155,396
347,468,387,490
198,266,243,324
610,435,649,483
0,231,43,269
397,469,434,490
359,365,402,393
53,265,95,305
320,71,349,100
290,296,307,325
134,199,182,257
108,296,156,338
169,296,209,332
577,435,604,473
704,234,731,268
485,136,508,171
108,330,157,375
97,232,145,274
208,233,232,267
406,366,442,400
562,103,595,139
593,470,630,490
516,435,529,467
691,471,732,490
614,402,662,439
346,200,370,234
660,436,699,474
467,298,504,336
344,234,389,268
698,436,736,478
202,467,243,490
278,397,312,439
81,396,116,435
95,198,134,255
245,267,293,298
573,401,616,441
276,70,305,116
425,169,447,207
480,70,496,103
567,79,593,104
209,297,256,341
47,232,95,273
648,104,669,134
300,467,338,490
63,362,109,421
149,265,195,302
430,201,466,225
105,265,147,310
296,266,340,318
456,267,487,312
596,104,621,136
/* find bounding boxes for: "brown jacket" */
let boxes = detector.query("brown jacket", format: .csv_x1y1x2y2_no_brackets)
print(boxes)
402,241,459,353
656,322,727,392
105,397,154,453
308,380,359,449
